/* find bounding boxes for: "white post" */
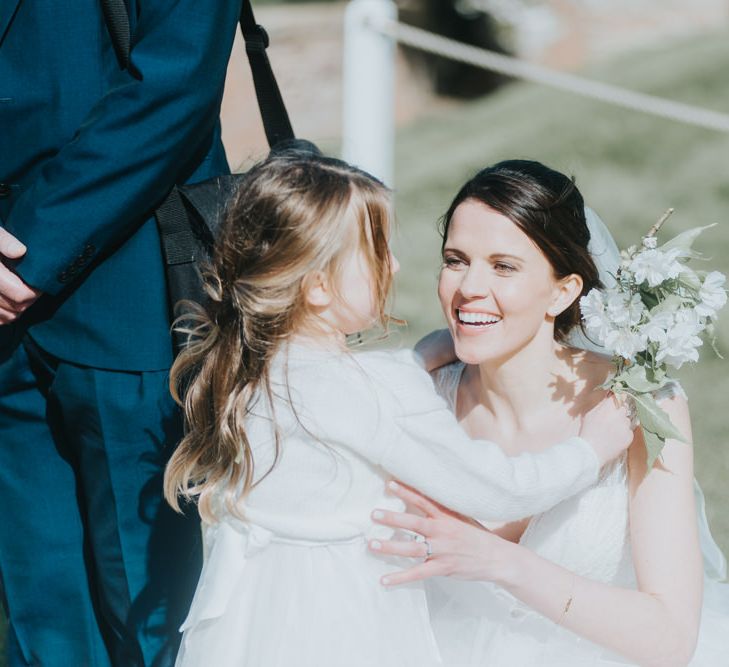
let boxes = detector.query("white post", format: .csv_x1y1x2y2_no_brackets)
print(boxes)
342,0,397,187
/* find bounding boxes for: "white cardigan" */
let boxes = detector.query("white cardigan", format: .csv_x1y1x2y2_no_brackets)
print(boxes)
235,341,600,538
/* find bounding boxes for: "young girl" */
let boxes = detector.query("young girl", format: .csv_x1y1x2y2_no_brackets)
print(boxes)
164,153,632,667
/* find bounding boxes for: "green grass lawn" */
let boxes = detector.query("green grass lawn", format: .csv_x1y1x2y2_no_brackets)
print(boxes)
3,26,729,666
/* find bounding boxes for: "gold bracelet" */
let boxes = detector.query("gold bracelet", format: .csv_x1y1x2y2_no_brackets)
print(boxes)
555,573,576,627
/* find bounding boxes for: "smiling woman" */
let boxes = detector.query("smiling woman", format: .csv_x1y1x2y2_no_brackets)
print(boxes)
369,159,729,666
438,160,602,361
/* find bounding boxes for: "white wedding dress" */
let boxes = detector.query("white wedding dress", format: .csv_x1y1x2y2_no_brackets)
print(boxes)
428,361,729,666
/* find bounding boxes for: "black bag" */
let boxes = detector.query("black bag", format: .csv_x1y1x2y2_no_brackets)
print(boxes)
101,0,320,352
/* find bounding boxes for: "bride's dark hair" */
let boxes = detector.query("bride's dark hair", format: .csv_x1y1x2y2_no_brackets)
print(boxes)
440,159,602,342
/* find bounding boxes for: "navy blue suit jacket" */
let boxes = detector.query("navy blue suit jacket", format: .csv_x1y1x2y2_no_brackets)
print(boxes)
0,0,241,370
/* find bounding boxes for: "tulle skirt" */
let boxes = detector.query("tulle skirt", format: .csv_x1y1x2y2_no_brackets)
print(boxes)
427,577,729,666
176,522,442,667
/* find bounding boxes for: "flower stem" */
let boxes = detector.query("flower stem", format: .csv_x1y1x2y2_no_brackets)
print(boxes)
646,208,674,238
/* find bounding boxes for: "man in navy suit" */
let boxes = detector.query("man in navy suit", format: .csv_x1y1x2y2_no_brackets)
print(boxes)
0,1,241,664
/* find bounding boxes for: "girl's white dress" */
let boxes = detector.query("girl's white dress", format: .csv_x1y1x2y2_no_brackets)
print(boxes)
175,343,603,667
428,361,729,666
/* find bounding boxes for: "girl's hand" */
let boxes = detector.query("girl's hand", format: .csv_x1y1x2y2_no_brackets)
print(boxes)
413,329,456,372
369,481,514,587
579,393,635,467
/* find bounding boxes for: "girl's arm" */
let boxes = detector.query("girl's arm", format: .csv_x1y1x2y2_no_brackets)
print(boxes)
371,394,703,667
374,352,633,522
304,351,632,522
379,395,631,522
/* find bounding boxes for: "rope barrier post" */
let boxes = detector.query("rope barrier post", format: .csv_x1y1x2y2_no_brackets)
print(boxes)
342,0,397,186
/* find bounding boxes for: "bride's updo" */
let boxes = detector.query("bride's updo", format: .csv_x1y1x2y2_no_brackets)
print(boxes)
440,159,602,342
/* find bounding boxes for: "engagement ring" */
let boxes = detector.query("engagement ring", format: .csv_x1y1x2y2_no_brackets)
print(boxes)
423,539,433,558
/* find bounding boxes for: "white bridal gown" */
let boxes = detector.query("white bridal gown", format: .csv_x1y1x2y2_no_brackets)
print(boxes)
428,361,729,667
174,343,604,667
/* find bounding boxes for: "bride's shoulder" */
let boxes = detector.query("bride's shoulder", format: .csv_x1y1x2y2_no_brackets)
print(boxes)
560,346,614,392
562,346,686,404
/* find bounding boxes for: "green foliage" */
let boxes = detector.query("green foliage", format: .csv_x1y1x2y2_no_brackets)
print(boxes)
619,363,659,393
631,392,687,469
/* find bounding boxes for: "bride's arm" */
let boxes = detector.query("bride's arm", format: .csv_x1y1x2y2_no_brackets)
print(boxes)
371,394,703,667
494,396,701,667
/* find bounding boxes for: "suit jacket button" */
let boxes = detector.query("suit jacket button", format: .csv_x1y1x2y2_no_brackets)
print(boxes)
58,271,69,283
0,183,12,198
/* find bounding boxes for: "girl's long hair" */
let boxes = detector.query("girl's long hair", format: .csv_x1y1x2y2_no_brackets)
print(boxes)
163,153,394,522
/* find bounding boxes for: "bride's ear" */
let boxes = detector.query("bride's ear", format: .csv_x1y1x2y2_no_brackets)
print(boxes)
303,271,333,309
547,273,584,317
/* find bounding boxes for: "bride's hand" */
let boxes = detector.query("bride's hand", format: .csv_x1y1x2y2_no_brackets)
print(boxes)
413,329,456,372
369,481,514,587
579,392,635,467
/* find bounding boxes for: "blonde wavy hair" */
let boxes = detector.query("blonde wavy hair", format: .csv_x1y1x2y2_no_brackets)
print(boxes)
164,153,395,521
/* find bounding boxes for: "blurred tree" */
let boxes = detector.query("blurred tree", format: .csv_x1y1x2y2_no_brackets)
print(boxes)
397,0,511,98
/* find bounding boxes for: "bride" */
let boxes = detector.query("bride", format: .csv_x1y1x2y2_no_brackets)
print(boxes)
369,160,728,666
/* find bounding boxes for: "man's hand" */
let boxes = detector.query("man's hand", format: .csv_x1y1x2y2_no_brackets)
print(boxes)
0,228,42,324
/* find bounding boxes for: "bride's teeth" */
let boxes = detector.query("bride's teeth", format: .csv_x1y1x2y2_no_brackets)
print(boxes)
457,310,501,325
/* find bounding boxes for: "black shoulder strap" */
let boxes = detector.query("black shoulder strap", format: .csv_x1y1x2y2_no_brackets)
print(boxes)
238,2,294,146
100,0,130,69
100,0,294,148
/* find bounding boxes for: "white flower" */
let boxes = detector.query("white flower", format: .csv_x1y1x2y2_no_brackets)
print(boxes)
642,236,658,249
639,310,674,346
628,247,683,287
655,308,703,369
678,268,701,292
675,307,704,332
604,327,648,360
580,289,613,344
605,290,646,327
695,271,727,318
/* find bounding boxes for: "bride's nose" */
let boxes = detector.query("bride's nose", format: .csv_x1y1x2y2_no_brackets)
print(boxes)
458,264,491,299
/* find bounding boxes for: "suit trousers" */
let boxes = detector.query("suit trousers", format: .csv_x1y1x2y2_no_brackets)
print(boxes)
0,335,202,666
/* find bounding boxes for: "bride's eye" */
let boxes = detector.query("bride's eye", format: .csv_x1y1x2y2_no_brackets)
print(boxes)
443,255,465,268
493,262,516,273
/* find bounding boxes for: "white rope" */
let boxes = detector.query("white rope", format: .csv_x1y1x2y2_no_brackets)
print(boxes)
371,18,729,134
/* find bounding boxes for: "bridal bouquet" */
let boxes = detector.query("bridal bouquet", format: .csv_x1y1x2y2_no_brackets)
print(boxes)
580,210,727,469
